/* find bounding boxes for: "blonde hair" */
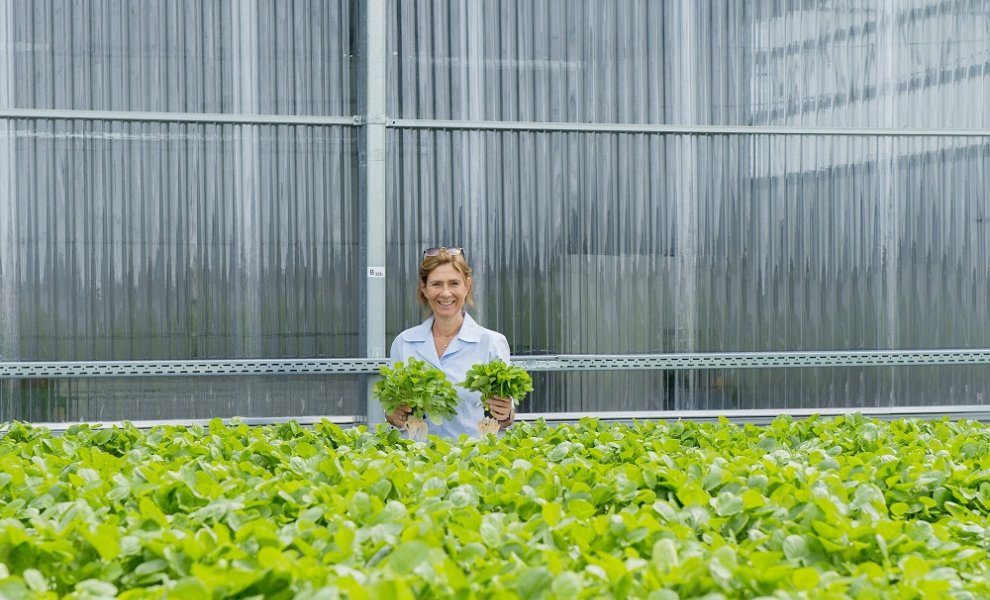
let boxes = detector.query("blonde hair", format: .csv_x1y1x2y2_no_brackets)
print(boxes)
417,249,475,309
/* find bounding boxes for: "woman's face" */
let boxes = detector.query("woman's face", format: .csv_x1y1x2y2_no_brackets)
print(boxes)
421,264,471,319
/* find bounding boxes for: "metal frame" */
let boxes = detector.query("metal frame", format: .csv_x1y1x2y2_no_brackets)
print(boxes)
18,404,990,434
516,404,990,426
0,108,358,127
388,118,990,137
4,348,990,379
5,109,990,138
516,349,990,370
20,414,363,434
359,0,389,426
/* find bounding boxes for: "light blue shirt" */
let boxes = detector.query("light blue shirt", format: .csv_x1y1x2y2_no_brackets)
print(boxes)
389,312,510,440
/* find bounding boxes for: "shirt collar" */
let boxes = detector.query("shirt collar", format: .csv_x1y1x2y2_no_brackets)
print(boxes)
401,312,483,343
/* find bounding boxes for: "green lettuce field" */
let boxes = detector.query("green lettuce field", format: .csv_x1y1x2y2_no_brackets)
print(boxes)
1,415,989,599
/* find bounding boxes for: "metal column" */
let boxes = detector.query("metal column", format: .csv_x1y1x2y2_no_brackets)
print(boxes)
360,0,388,425
669,0,701,409
877,0,901,406
0,0,19,413
232,3,264,359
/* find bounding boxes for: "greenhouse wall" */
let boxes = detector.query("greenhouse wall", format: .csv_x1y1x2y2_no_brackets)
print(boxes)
1,0,989,422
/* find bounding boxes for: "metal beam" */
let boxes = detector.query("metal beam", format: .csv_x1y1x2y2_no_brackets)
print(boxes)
5,348,990,379
515,349,990,370
389,118,990,137
20,414,363,434
5,108,989,138
0,358,387,378
517,404,990,426
0,108,357,127
18,404,990,434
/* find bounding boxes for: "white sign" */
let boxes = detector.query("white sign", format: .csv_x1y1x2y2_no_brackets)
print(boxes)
367,267,386,278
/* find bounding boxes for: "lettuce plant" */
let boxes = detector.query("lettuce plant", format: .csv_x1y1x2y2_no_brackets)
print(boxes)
3,416,990,597
373,357,459,441
460,359,534,435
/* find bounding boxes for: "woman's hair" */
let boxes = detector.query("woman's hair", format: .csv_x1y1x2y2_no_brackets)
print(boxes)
417,248,475,309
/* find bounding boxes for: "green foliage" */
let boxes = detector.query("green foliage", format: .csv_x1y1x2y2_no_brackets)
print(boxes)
459,359,534,409
373,357,460,424
1,415,990,597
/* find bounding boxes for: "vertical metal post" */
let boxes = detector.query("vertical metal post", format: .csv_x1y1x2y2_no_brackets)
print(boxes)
360,0,388,425
670,0,700,409
462,2,488,326
232,2,263,359
877,0,900,405
0,0,19,416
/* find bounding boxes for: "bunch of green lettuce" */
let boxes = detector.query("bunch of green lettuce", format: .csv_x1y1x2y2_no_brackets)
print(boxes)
373,357,460,440
460,359,534,410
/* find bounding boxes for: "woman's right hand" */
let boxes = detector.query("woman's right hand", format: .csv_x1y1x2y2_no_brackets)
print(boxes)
386,405,413,428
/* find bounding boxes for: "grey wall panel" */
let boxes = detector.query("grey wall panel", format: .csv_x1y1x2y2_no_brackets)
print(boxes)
752,0,990,128
7,119,359,362
0,375,363,422
389,0,990,128
0,119,360,421
386,129,990,411
389,0,674,123
9,0,354,115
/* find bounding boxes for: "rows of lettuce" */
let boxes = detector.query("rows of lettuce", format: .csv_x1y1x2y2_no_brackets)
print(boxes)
1,415,989,598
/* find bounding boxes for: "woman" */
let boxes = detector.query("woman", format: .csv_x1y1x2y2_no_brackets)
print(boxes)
385,246,516,439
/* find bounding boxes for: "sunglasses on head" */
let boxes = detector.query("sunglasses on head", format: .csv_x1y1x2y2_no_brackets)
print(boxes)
422,246,464,257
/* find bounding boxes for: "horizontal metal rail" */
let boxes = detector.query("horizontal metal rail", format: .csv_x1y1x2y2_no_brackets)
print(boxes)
389,118,990,137
17,404,990,434
520,405,990,426
0,358,386,378
3,349,990,379
516,348,990,370
18,415,363,434
5,109,990,137
0,108,358,127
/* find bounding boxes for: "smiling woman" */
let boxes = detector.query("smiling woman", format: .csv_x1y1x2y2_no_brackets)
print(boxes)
384,247,517,440
422,263,472,336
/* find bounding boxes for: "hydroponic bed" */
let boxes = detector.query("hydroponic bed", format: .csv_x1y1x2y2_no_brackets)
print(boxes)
0,415,988,598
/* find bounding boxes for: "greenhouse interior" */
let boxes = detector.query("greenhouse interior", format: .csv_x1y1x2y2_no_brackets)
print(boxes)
2,1,990,598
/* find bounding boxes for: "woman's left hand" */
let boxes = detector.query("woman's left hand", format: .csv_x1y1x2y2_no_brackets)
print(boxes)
488,396,515,425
